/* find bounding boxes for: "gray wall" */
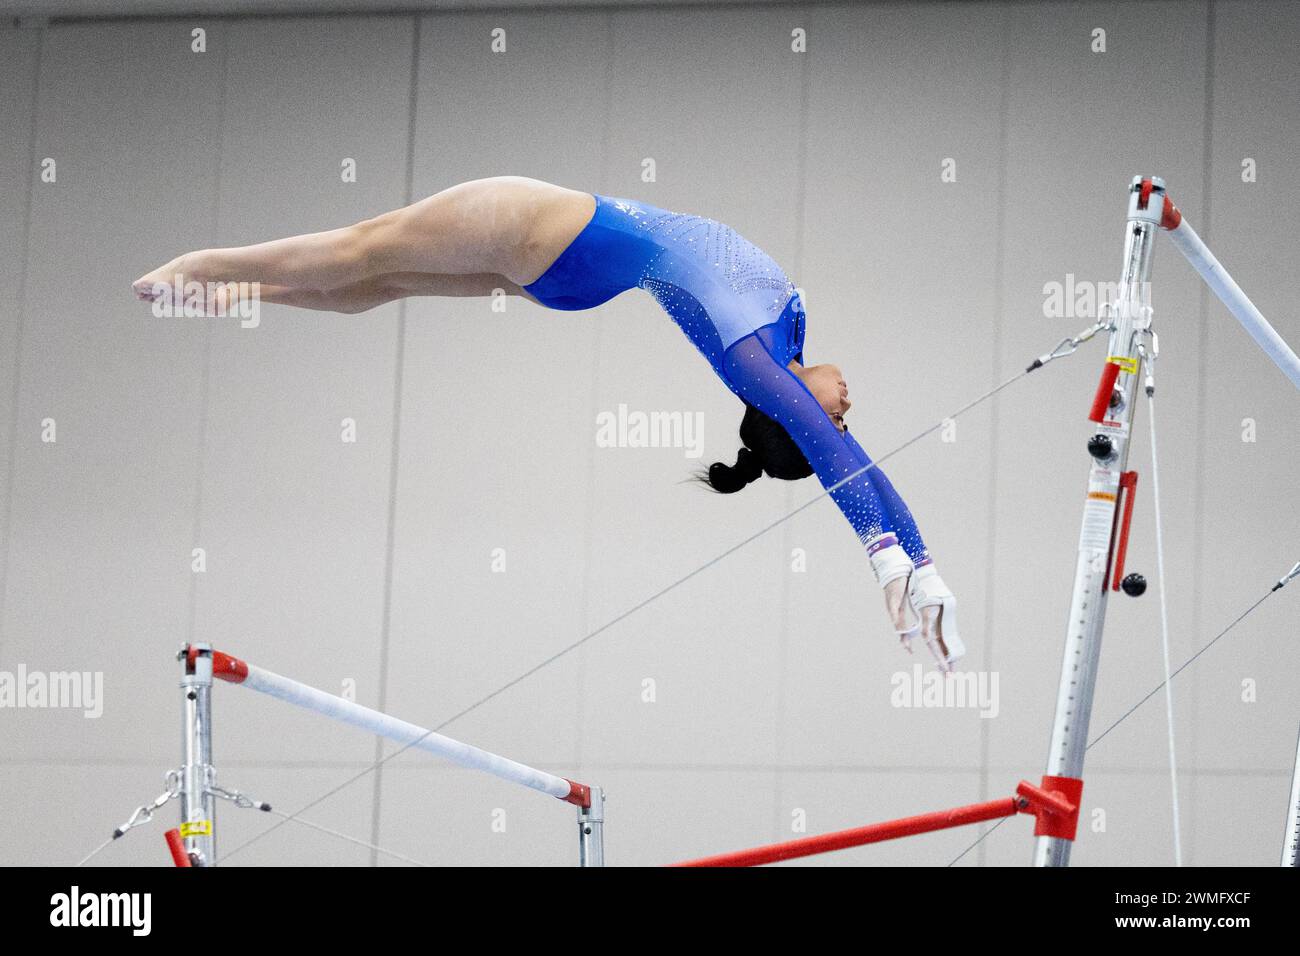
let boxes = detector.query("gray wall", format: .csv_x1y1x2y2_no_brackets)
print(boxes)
1,0,1297,867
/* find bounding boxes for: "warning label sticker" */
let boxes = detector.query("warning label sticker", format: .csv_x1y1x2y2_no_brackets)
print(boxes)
1079,495,1116,552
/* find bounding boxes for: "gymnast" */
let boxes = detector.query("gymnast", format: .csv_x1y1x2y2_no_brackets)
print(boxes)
133,176,965,670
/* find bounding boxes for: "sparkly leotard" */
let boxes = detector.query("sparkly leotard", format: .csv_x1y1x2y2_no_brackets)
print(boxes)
524,194,929,566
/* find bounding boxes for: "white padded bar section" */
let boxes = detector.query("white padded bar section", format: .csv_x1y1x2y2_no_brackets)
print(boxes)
1166,217,1300,389
239,662,573,800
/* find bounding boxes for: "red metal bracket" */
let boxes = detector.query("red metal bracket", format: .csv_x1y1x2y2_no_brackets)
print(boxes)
1110,470,1139,590
1138,177,1154,210
1088,361,1121,422
1137,176,1182,230
164,828,193,867
1019,776,1083,840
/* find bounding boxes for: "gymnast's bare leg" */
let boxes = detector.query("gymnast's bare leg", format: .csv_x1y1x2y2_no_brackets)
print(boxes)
132,176,596,303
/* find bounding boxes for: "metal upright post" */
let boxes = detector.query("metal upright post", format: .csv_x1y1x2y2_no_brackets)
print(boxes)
578,786,605,867
1033,177,1164,867
1283,724,1300,867
179,643,217,866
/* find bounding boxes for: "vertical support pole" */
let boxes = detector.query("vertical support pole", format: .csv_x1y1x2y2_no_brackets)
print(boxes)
1283,724,1300,867
180,644,217,866
578,786,605,867
1034,177,1162,867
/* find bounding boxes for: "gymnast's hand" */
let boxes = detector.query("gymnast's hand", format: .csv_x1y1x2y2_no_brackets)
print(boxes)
909,566,966,672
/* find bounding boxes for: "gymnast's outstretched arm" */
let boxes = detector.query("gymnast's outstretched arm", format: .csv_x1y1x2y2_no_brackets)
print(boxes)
720,330,964,668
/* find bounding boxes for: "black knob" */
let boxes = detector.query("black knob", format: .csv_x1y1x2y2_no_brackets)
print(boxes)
1121,573,1147,597
1087,434,1114,459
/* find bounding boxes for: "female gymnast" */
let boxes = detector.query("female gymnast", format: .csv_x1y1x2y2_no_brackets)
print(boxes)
133,176,965,671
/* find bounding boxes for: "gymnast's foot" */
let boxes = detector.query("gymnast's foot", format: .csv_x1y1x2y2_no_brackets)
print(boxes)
133,254,199,302
909,564,966,672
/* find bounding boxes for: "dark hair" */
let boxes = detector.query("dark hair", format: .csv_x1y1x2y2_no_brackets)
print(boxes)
699,404,813,493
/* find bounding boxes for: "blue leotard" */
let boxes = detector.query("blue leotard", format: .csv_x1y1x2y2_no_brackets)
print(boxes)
524,194,929,566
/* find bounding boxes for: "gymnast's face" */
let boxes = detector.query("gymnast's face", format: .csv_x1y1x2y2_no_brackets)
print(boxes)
801,363,852,432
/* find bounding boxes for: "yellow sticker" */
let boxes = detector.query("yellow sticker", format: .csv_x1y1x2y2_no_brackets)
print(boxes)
180,820,213,838
1107,355,1139,374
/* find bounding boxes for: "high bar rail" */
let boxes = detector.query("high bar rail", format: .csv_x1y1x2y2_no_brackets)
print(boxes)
1150,182,1300,390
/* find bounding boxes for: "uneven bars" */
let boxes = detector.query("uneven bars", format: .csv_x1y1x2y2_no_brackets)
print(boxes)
1157,195,1300,390
197,647,590,808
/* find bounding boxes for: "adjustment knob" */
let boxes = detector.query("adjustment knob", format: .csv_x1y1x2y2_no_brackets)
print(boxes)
1087,434,1114,460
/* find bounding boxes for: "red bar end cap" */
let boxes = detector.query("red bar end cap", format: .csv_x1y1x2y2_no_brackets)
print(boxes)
210,650,248,683
1161,196,1182,230
184,644,248,682
562,779,592,809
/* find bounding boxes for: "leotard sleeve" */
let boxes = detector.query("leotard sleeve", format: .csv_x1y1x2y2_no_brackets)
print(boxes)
720,328,888,548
